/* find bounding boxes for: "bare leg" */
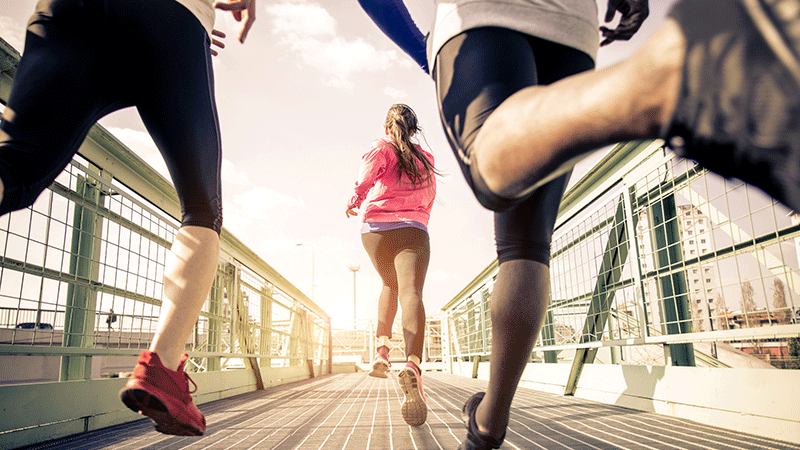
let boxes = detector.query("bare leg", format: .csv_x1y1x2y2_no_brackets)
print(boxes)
377,285,400,337
473,259,551,439
474,19,686,199
395,243,429,361
149,225,220,371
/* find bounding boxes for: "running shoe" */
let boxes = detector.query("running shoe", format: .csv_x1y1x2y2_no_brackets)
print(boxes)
664,0,800,212
458,392,505,450
119,351,206,436
368,345,391,379
398,360,427,426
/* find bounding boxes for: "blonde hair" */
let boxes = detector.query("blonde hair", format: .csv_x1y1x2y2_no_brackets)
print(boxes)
384,104,438,186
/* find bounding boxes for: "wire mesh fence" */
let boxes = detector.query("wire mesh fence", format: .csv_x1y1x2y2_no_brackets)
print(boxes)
443,140,800,370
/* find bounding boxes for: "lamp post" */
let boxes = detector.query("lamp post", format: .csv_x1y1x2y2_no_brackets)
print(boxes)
347,264,360,329
296,243,315,301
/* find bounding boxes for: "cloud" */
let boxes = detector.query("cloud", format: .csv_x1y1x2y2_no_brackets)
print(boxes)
222,159,252,186
383,87,408,100
268,2,337,36
0,16,25,52
265,1,402,87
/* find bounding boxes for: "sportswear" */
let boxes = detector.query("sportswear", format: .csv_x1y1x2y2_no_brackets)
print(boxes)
348,136,436,226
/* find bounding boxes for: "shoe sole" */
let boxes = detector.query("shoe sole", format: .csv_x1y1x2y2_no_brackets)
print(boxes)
120,388,203,436
398,368,427,427
368,360,389,378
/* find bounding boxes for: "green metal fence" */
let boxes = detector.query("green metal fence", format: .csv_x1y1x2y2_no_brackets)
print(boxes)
442,139,800,390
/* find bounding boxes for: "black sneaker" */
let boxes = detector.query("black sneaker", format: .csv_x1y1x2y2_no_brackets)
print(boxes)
664,0,800,211
458,392,504,450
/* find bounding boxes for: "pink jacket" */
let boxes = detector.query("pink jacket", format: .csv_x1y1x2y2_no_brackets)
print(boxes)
348,137,436,226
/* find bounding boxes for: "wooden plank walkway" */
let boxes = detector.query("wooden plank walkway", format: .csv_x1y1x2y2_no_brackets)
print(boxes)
19,372,800,450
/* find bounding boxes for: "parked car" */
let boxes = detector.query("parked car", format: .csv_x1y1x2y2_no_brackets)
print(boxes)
15,322,53,330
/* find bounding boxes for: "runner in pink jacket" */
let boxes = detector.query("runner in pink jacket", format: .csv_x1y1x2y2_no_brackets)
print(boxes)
346,104,437,427
348,136,436,226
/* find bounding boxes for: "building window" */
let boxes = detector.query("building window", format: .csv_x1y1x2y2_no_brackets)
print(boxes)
689,240,695,244
687,220,692,225
706,278,711,283
701,239,706,244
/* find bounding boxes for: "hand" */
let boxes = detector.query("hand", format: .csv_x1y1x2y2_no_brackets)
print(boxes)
346,208,358,218
599,0,648,46
210,29,226,56
214,0,257,44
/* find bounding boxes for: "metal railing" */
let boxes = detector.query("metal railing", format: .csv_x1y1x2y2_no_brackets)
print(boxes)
442,139,800,388
0,36,331,383
330,317,444,367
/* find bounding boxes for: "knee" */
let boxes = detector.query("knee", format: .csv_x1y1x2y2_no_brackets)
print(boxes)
181,198,223,235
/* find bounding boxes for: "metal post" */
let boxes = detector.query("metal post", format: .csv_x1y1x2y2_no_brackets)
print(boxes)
348,264,360,329
60,175,104,381
649,193,695,366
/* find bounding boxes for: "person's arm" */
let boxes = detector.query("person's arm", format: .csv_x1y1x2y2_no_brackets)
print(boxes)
357,0,429,74
348,140,389,211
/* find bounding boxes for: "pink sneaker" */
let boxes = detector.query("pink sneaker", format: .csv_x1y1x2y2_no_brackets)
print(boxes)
368,346,391,379
119,351,206,436
398,360,427,426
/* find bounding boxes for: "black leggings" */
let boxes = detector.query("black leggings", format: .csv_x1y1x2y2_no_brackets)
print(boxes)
0,0,222,232
361,227,430,359
435,27,595,265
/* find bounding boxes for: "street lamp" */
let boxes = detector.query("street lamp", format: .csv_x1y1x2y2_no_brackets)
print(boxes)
347,264,360,329
296,243,315,301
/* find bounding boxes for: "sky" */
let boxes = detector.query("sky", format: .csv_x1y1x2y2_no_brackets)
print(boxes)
0,0,677,327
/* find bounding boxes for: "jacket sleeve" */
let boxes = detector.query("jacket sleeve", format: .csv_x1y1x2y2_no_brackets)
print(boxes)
357,0,429,74
348,140,388,210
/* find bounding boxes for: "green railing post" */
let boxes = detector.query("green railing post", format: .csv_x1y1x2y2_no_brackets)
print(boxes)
565,194,633,395
206,269,225,372
649,193,695,366
260,285,273,368
541,310,558,363
60,175,104,381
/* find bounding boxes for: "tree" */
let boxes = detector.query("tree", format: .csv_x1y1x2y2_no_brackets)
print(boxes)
740,281,757,328
771,278,792,324
715,293,730,330
788,338,800,370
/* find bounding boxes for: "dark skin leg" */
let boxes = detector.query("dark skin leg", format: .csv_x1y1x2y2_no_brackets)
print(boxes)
475,259,551,439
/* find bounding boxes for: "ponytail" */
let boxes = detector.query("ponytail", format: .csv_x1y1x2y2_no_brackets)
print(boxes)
384,104,439,186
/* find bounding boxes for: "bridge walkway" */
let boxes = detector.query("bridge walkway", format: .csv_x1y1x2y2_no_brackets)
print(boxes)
18,372,800,450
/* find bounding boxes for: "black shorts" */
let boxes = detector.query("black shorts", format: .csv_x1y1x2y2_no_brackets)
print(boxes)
434,27,594,264
0,0,222,232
